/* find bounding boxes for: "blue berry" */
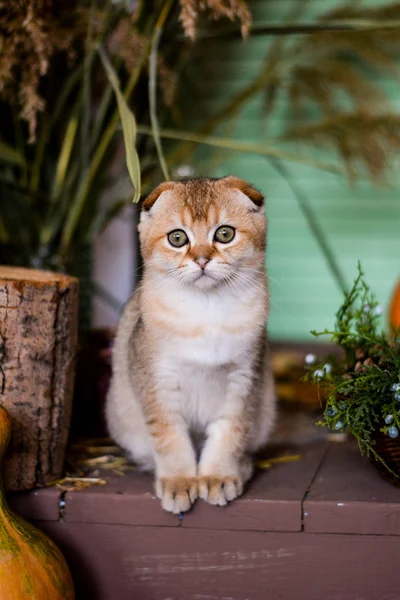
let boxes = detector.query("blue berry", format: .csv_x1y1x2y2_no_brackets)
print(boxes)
305,353,317,365
395,392,400,402
391,383,400,392
313,369,324,379
334,421,344,431
327,407,337,418
385,414,394,425
388,426,399,439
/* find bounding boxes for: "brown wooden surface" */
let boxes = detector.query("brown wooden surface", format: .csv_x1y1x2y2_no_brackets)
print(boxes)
64,471,178,528
62,443,326,532
181,443,327,532
8,486,61,522
38,522,400,600
8,441,399,536
6,440,400,599
0,266,79,490
9,440,399,536
304,441,400,535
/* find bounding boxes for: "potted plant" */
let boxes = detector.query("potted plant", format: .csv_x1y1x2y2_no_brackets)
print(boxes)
0,0,261,330
304,263,400,484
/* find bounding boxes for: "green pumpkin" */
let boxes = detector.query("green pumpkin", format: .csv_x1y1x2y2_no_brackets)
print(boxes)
0,405,74,599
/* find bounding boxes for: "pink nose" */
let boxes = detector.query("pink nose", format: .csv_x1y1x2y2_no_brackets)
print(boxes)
196,257,210,270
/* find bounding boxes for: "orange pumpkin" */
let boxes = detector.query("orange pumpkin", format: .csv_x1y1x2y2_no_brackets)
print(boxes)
0,405,74,599
389,280,400,330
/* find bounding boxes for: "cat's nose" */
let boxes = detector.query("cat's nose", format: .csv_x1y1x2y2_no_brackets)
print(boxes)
195,257,210,270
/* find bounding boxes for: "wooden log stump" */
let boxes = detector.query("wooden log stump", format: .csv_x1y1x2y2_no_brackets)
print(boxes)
0,266,79,491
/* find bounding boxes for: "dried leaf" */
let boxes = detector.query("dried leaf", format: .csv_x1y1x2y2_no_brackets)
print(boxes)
179,0,251,40
0,0,85,140
255,455,302,470
46,477,107,492
283,112,400,182
108,19,148,72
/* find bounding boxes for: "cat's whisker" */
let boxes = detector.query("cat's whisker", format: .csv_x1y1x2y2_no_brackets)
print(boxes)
127,272,191,341
238,265,281,289
236,272,285,313
245,268,281,288
266,274,281,287
234,274,270,302
231,273,272,317
127,279,169,334
119,267,171,310
224,274,250,299
118,286,144,313
236,272,283,314
232,271,266,295
124,270,178,319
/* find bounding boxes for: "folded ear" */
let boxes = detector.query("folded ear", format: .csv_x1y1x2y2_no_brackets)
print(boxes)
223,176,264,207
142,181,176,211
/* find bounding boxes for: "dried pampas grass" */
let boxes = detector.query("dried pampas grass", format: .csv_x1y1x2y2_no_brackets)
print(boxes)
0,0,83,142
284,112,400,182
179,0,251,40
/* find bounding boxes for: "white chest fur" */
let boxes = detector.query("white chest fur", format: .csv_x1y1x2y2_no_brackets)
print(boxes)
139,278,267,431
170,322,258,366
146,281,265,367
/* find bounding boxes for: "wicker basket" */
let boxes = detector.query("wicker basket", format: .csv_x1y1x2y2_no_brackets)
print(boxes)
371,426,400,487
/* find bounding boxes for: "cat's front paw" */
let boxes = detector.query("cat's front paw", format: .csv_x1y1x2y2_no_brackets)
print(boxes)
198,475,243,506
155,476,198,514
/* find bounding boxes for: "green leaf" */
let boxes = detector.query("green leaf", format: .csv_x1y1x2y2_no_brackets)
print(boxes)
0,142,26,167
149,25,170,180
98,45,141,203
30,66,83,193
52,113,79,201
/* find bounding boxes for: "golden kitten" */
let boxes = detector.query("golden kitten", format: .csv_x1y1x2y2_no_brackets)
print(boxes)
106,176,276,513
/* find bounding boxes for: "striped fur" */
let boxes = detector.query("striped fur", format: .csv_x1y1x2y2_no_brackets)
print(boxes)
106,176,276,513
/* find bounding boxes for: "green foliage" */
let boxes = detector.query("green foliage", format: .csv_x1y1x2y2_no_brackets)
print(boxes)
98,46,141,203
3,0,400,294
304,263,400,475
0,2,141,270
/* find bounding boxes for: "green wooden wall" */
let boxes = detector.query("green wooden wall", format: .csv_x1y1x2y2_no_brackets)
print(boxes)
182,0,400,340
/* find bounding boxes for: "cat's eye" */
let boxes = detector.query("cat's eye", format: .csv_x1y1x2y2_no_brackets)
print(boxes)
214,225,235,244
167,229,189,248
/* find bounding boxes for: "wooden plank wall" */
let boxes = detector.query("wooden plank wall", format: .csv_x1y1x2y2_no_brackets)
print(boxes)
37,522,400,600
182,0,400,340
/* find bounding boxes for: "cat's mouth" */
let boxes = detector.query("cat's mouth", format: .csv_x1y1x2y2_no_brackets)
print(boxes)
192,270,220,288
196,269,215,279
195,271,210,280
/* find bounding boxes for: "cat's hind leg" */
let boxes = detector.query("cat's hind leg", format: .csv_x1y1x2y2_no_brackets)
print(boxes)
106,378,155,471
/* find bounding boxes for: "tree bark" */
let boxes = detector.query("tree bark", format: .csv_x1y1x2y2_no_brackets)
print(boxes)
0,266,79,491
